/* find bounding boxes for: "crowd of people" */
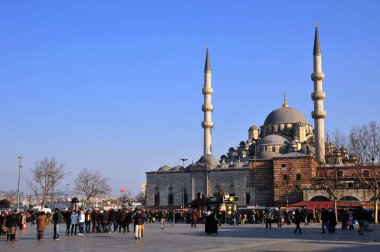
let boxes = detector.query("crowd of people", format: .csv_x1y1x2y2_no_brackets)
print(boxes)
0,205,377,242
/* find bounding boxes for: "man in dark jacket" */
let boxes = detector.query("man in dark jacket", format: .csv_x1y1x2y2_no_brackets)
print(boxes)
53,208,62,240
321,208,329,233
126,210,132,232
134,208,145,239
117,208,129,233
328,209,337,234
91,209,98,232
4,210,18,241
108,209,117,233
294,209,302,234
64,209,72,235
355,207,366,235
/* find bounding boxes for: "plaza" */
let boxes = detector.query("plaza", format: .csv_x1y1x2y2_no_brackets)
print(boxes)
1,222,379,252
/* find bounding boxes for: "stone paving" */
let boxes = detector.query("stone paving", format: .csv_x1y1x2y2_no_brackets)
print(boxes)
1,222,380,252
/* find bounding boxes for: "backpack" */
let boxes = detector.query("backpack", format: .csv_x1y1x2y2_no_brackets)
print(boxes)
58,212,63,223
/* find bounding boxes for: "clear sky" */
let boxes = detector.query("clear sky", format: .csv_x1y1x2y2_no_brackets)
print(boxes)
1,0,379,196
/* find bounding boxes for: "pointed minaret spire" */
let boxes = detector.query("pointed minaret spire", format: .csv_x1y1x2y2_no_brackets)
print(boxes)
313,24,322,55
202,47,214,155
311,25,326,164
205,46,211,72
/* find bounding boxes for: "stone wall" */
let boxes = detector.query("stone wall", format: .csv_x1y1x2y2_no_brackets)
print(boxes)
248,160,274,206
146,168,252,208
272,156,318,206
303,188,374,202
145,171,189,208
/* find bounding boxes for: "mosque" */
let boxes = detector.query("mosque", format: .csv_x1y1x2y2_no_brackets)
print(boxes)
145,27,371,209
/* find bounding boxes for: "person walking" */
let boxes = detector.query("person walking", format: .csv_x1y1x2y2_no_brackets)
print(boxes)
160,210,167,229
70,211,79,235
355,207,366,235
52,208,63,240
134,208,145,239
36,211,47,240
85,209,92,233
125,209,132,233
321,208,329,233
64,209,72,235
91,209,98,232
277,210,283,228
3,210,18,242
348,210,355,230
341,209,348,229
294,209,302,234
328,209,337,234
78,209,85,235
265,209,272,228
190,209,198,228
171,210,176,227
118,208,127,233
108,209,117,233
19,212,27,230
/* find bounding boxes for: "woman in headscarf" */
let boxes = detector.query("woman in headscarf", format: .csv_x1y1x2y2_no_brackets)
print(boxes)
36,211,47,240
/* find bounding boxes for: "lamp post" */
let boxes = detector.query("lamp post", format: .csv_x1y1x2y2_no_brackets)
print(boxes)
206,164,210,197
180,158,187,208
17,156,23,211
66,184,70,208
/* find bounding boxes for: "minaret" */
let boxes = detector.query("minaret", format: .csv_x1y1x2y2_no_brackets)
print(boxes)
311,25,326,164
202,47,214,155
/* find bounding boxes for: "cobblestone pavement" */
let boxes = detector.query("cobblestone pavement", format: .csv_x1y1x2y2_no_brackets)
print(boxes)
1,222,379,252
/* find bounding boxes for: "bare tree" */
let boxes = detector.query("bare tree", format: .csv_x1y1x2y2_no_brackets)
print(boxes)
349,121,380,223
4,191,18,206
314,164,340,222
74,168,111,207
27,157,65,207
135,191,146,206
331,129,348,150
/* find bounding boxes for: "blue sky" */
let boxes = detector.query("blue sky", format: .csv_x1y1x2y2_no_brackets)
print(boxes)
1,0,379,196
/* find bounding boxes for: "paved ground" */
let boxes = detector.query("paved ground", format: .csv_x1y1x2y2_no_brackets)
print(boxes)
1,222,380,252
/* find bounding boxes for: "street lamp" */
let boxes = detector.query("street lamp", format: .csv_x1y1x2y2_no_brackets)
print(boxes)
17,156,23,211
180,158,188,208
206,163,210,197
66,184,70,208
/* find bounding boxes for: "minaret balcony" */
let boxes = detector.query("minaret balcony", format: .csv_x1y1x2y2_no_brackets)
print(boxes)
202,121,214,128
311,91,326,101
202,87,214,95
311,111,327,119
202,104,214,112
311,72,325,81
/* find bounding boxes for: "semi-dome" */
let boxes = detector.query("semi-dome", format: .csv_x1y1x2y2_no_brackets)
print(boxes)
258,135,290,146
264,107,309,125
158,165,171,172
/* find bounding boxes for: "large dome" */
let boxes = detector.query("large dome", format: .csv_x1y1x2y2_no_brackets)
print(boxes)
264,107,309,125
197,154,220,167
158,165,171,172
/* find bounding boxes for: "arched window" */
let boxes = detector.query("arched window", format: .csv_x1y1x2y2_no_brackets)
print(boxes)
339,196,359,202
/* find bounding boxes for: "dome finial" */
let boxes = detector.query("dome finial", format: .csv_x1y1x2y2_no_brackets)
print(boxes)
282,92,289,107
